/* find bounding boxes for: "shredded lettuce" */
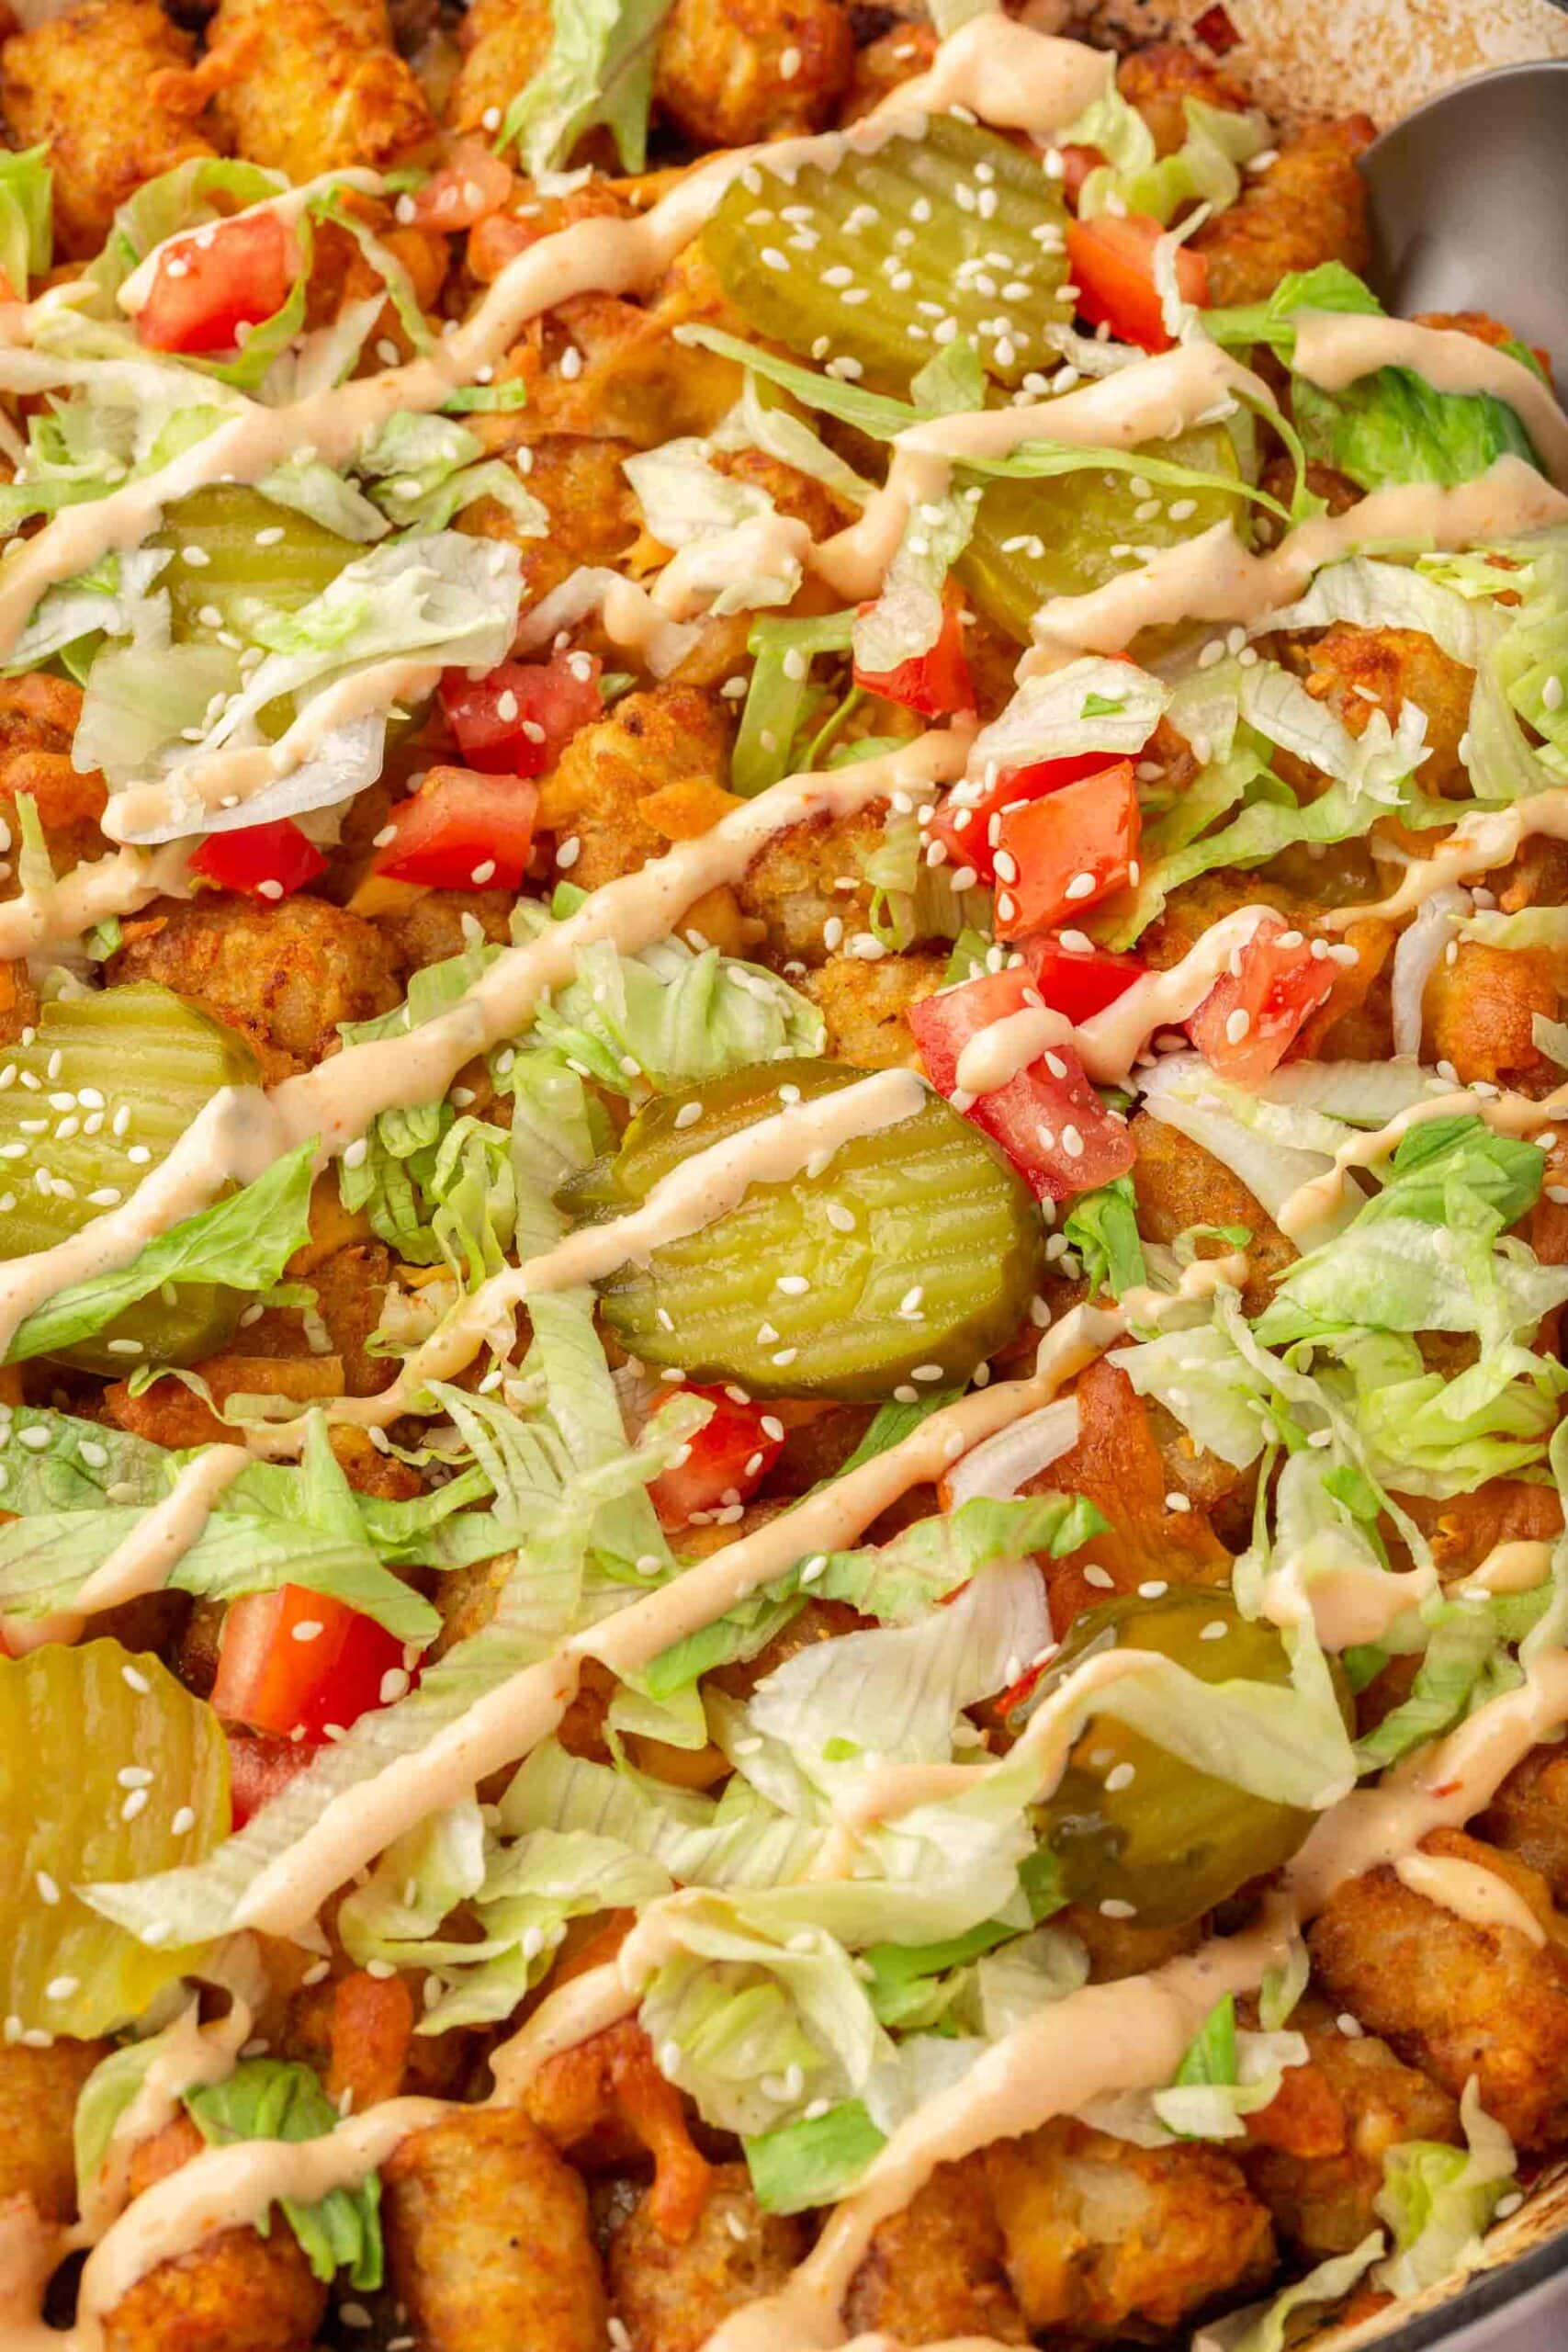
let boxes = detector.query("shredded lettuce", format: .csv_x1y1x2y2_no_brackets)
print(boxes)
1192,2236,1383,2352
731,610,855,798
185,2058,384,2289
1372,2081,1517,2297
1202,264,1546,491
636,1491,1102,1700
83,534,523,841
0,144,52,300
499,0,675,175
1064,1177,1147,1303
852,487,978,677
6,1137,315,1367
745,2098,886,2213
83,1388,702,1950
961,656,1169,785
1062,89,1269,227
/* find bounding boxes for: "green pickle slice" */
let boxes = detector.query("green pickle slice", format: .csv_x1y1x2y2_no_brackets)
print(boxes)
0,1639,229,2037
960,426,1244,642
1032,1587,1333,1928
152,484,358,647
575,1058,1045,1399
703,116,1073,394
0,983,263,1373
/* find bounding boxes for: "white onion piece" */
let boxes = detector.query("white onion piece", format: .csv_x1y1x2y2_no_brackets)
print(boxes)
1390,883,1469,1057
942,1396,1080,1505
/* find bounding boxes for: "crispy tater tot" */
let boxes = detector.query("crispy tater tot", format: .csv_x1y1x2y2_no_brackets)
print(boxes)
107,894,401,1080
1193,116,1376,308
1308,1829,1568,2150
607,2163,807,2352
383,2107,609,2352
174,0,436,180
653,0,854,150
985,2119,1276,2339
101,2115,326,2352
0,0,217,261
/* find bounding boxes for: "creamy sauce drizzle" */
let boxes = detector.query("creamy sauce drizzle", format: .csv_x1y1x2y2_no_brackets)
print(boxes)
815,343,1272,603
234,1304,1118,1934
1291,312,1568,492
702,1909,1293,2351
1460,1541,1556,1599
81,1998,254,2238
0,844,192,962
1322,786,1568,929
101,654,452,847
953,1003,1074,1097
1393,1850,1548,1948
1273,1079,1568,1243
1025,460,1568,658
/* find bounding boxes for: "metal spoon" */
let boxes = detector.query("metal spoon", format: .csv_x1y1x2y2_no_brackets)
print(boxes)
1359,58,1568,380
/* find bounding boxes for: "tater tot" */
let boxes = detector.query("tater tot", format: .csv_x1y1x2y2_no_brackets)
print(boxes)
985,2119,1276,2339
608,2163,807,2352
447,0,552,139
383,2107,609,2352
101,2116,326,2352
0,0,217,261
1193,116,1376,308
844,2153,1030,2344
1308,1830,1568,2150
653,0,854,150
0,2041,109,2222
195,0,435,180
107,894,402,1080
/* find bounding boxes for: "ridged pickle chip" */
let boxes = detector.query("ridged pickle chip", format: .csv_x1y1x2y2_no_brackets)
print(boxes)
579,1059,1046,1399
703,115,1073,395
0,983,261,1373
0,1639,230,2037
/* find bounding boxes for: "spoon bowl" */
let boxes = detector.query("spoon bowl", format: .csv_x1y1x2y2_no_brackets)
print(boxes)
1359,58,1568,380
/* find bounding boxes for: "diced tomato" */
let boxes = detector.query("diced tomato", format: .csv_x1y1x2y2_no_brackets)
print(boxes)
648,1386,785,1532
408,141,514,231
1022,934,1145,1025
1057,144,1104,206
1065,214,1208,354
224,1729,316,1828
188,818,327,901
212,1586,412,1745
1187,915,1338,1085
930,750,1114,887
440,652,603,780
138,209,297,356
372,766,538,891
853,598,976,718
992,761,1139,940
909,965,1134,1202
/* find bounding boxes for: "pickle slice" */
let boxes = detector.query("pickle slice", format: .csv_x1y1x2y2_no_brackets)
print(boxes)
0,1639,229,2037
579,1059,1045,1399
960,426,1244,643
0,983,262,1373
1032,1587,1332,1928
703,115,1072,395
151,485,358,647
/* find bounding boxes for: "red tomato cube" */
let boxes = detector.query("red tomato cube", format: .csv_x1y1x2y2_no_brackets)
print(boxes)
993,761,1140,939
1187,914,1338,1084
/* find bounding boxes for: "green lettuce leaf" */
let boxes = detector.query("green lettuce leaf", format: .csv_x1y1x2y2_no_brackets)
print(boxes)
5,1138,316,1366
499,0,675,175
745,2098,886,2213
1372,2082,1516,2297
185,2058,383,2289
